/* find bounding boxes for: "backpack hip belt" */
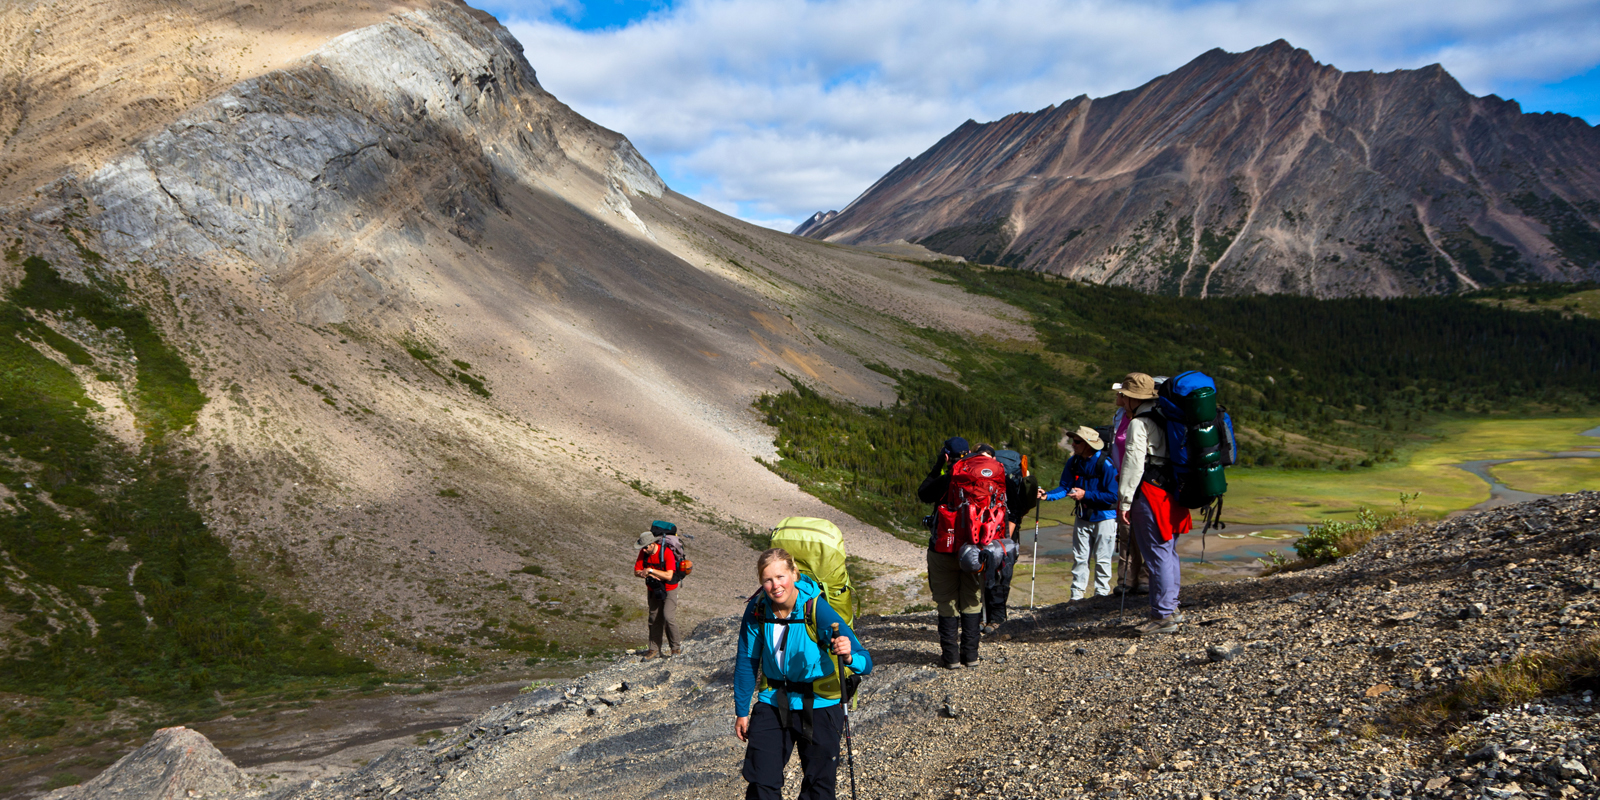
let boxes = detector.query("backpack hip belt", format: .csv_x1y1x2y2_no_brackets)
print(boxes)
767,678,818,742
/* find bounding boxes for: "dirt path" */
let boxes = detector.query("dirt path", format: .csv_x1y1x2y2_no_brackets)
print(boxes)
187,677,565,789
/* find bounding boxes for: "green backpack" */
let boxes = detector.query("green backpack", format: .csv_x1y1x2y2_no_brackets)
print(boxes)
770,517,856,624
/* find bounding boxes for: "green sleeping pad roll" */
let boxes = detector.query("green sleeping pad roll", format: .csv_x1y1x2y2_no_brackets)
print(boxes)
1182,386,1217,423
1196,462,1227,497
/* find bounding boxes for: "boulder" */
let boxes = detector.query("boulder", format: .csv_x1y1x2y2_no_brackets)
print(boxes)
45,727,246,800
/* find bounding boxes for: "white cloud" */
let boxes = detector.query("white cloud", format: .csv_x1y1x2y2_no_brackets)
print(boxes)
499,0,1600,231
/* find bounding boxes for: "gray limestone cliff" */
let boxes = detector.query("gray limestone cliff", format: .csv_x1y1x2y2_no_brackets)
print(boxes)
70,2,662,327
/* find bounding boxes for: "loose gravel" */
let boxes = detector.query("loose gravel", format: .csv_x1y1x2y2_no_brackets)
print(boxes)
147,492,1600,799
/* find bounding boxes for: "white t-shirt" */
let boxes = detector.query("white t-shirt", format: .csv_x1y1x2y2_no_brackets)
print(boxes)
768,621,788,666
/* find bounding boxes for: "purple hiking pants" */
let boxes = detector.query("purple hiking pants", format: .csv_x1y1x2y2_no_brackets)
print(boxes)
1129,493,1180,618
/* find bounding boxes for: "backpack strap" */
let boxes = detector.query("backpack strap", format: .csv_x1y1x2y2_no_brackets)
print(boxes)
752,596,822,742
1131,410,1174,488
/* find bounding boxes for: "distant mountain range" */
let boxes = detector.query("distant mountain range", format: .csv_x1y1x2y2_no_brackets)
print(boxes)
798,41,1600,297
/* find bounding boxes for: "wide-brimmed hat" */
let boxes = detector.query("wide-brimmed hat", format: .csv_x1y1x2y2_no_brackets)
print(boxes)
1068,425,1105,450
636,531,658,549
1112,372,1157,400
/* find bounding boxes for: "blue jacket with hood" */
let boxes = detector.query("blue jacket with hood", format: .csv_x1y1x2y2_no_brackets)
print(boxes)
733,574,872,718
1044,448,1119,522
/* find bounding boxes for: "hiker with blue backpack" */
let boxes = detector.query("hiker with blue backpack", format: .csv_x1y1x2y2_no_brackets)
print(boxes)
1114,373,1193,635
1037,426,1119,600
735,547,872,800
1112,370,1236,634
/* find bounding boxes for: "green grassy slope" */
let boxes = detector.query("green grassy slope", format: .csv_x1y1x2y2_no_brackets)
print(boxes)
1,252,368,744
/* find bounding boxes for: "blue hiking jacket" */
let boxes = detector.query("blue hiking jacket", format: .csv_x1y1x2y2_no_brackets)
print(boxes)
734,574,872,718
1044,450,1119,522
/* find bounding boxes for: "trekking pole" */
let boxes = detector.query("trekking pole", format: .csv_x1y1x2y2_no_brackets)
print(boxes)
1117,521,1128,620
830,623,859,800
1028,503,1040,609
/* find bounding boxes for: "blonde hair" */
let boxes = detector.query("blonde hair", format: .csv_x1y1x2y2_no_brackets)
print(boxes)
756,547,796,580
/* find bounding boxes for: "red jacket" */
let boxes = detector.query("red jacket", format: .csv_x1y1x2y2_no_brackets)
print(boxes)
634,546,679,591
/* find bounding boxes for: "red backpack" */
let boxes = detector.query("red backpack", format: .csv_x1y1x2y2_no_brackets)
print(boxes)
931,454,1009,553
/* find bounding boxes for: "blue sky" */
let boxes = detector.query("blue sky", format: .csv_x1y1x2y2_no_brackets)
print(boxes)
474,0,1600,231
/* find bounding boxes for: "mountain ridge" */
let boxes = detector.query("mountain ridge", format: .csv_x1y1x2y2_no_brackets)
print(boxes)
800,40,1600,297
0,0,1029,722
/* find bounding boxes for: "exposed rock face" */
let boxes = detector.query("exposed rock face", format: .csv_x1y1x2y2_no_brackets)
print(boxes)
801,40,1600,297
2,0,1028,680
85,2,664,322
0,0,442,201
44,727,247,800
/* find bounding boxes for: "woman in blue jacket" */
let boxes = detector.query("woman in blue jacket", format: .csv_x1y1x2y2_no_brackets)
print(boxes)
1038,426,1119,599
734,548,872,800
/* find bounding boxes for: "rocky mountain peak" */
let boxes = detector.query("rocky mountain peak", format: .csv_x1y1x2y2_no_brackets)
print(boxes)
791,209,838,236
800,41,1600,297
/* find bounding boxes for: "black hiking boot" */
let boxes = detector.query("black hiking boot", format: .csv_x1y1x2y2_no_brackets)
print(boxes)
959,613,982,667
937,615,961,668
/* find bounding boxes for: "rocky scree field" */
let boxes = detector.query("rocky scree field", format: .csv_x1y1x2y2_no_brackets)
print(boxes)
63,491,1599,800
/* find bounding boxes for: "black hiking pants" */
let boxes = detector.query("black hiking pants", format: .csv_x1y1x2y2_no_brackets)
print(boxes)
742,700,845,800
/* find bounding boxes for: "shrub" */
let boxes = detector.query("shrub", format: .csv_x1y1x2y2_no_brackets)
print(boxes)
44,773,81,790
1293,493,1418,562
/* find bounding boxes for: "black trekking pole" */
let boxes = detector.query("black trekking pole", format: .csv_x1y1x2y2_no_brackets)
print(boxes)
830,622,859,800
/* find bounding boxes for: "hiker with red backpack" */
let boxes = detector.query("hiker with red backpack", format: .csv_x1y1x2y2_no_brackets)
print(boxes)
918,438,1009,667
1113,374,1192,635
734,547,872,800
983,449,1036,633
633,520,685,659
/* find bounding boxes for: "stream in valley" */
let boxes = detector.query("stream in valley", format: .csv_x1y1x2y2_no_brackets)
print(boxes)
1026,424,1600,571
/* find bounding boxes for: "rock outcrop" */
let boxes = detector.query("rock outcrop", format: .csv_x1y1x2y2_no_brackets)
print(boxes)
44,727,247,800
801,40,1600,297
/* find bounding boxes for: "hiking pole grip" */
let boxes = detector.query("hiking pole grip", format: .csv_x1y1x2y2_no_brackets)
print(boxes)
829,622,847,680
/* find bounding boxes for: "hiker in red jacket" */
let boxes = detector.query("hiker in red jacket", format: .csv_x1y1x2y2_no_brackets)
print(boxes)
634,529,681,658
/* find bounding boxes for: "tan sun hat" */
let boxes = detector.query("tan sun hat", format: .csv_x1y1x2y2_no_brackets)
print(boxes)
1068,425,1105,450
636,531,658,549
1112,372,1157,400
